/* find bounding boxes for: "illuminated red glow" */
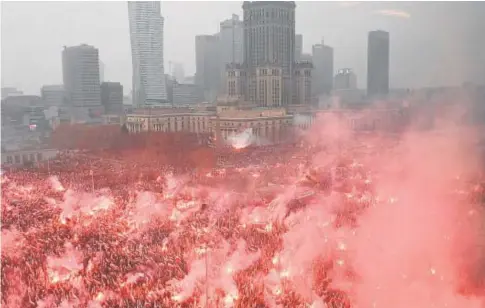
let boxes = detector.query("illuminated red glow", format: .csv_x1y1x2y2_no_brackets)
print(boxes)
1,112,485,307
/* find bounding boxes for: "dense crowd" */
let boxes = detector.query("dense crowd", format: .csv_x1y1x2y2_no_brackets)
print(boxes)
2,139,485,308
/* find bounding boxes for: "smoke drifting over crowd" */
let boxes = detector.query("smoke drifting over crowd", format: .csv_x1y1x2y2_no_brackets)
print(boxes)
2,111,485,308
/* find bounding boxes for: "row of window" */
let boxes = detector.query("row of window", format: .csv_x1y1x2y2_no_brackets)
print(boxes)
295,70,311,77
246,8,293,21
5,153,43,164
258,69,281,76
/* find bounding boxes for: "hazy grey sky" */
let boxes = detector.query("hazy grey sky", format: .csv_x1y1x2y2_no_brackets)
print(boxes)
2,1,484,95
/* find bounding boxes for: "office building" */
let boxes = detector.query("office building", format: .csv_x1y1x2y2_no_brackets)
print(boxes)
62,44,102,109
295,34,303,62
173,83,203,106
367,30,390,97
195,34,221,102
312,39,333,95
128,1,168,107
41,85,66,107
242,1,297,106
101,82,123,115
334,68,357,90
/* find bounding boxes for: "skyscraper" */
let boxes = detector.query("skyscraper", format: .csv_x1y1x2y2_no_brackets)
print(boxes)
312,39,333,96
367,30,390,97
242,1,296,106
195,35,221,102
128,1,167,107
62,44,101,108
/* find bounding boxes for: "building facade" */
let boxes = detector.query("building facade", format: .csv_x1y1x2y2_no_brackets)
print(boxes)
255,64,284,107
295,34,303,62
220,14,244,66
41,85,66,107
195,34,221,102
334,68,357,90
219,14,244,92
1,87,23,100
213,108,294,145
225,63,247,101
367,30,390,98
172,83,204,106
312,39,333,96
125,105,295,145
125,108,212,134
1,148,59,167
62,44,102,108
293,61,313,105
128,1,168,107
242,1,296,106
101,82,123,115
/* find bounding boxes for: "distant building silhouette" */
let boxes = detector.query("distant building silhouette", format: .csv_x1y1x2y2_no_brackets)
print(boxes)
367,30,390,98
195,35,221,102
219,14,244,93
312,39,333,95
101,82,123,115
172,62,185,83
195,35,221,101
41,85,66,107
62,44,102,108
334,68,357,90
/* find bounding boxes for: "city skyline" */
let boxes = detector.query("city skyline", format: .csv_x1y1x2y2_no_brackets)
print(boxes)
2,1,485,95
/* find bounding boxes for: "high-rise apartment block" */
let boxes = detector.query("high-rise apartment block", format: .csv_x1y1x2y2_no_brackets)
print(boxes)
195,34,221,102
62,44,102,108
242,1,297,106
312,39,333,96
128,1,168,107
367,30,390,97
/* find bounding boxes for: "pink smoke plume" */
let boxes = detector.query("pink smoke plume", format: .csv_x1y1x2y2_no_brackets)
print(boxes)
1,99,485,307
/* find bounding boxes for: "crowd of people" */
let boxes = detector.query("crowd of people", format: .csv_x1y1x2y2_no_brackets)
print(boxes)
2,138,485,308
